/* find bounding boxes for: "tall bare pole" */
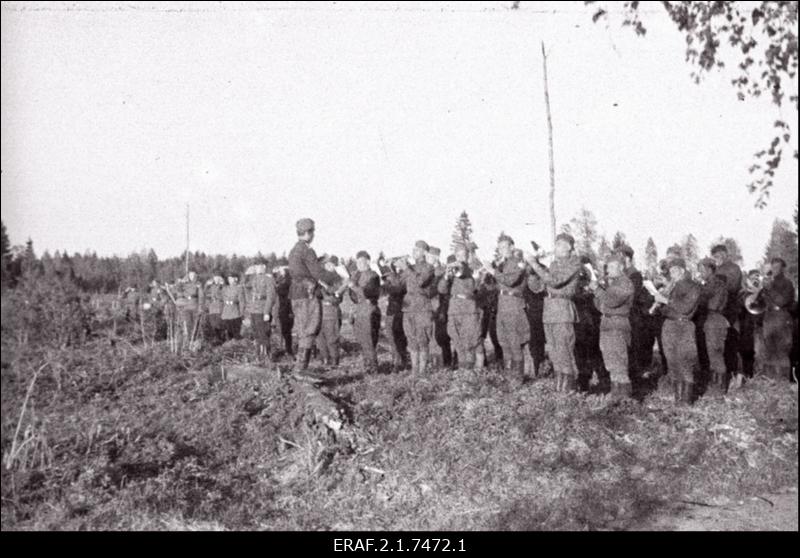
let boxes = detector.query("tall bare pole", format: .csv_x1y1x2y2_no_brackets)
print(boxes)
185,203,190,275
541,41,556,247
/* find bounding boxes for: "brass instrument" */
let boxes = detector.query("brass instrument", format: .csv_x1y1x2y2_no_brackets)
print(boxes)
647,276,676,315
744,270,772,315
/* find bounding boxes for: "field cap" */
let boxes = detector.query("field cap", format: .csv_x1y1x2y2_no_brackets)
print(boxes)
415,240,429,251
669,257,687,270
428,246,441,257
356,250,371,260
296,218,315,234
555,233,575,248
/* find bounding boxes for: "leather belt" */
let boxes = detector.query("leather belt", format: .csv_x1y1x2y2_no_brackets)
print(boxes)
547,293,571,299
225,301,236,305
452,294,475,300
322,301,337,307
667,316,690,322
499,289,522,298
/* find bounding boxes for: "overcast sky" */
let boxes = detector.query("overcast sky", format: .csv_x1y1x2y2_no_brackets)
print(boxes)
2,1,797,269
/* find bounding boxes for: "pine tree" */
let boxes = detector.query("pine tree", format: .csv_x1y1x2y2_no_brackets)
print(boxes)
451,211,474,252
597,235,612,264
612,231,627,251
569,207,598,261
645,237,658,278
764,218,798,284
681,234,699,268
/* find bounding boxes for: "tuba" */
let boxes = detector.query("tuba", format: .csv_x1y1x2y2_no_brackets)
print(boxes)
743,270,770,315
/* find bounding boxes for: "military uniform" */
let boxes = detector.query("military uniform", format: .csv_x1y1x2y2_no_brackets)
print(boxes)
316,268,344,365
594,273,634,392
494,254,530,380
661,272,701,402
382,265,409,370
176,279,204,348
532,254,583,391
625,265,656,377
401,258,435,373
477,274,504,367
523,273,546,377
221,282,245,341
574,274,605,391
142,284,167,342
758,273,795,377
430,260,453,369
349,266,382,372
247,271,277,361
205,281,224,345
699,271,729,395
288,219,325,372
717,260,743,376
274,272,294,356
440,261,481,369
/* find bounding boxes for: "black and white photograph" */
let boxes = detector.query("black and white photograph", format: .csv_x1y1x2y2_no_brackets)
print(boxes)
0,0,797,535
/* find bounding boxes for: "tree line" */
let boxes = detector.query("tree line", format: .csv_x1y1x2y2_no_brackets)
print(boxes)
1,207,798,294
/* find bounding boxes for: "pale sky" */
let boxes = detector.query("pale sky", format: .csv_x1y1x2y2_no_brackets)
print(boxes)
2,1,797,269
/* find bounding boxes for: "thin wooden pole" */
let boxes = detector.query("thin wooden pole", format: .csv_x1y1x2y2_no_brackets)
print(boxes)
541,41,556,247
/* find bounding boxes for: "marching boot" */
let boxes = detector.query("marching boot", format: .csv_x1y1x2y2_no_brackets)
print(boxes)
682,381,695,405
293,348,312,373
474,350,485,372
409,350,419,375
514,360,526,386
611,382,632,401
419,350,430,375
563,374,577,393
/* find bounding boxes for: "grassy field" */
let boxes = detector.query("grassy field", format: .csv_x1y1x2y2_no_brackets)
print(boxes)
1,305,797,531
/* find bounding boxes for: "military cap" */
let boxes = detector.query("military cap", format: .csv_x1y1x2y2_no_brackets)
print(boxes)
415,240,430,251
497,234,515,246
326,254,339,266
669,257,687,270
446,254,457,264
356,250,371,260
555,232,575,248
296,218,315,234
428,246,441,256
615,245,634,259
698,257,717,271
711,244,728,255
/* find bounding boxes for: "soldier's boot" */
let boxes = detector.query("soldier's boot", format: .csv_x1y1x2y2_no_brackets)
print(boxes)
419,350,430,375
682,381,695,405
673,379,683,404
563,374,577,393
293,349,312,373
429,354,440,370
409,350,419,374
513,360,525,386
474,350,485,372
611,382,632,402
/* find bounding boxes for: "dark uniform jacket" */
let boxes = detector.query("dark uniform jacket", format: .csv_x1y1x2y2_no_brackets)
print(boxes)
717,260,743,323
177,281,204,311
382,269,407,316
349,270,381,306
760,274,795,312
319,269,344,310
594,274,635,317
288,240,325,300
247,274,277,315
439,262,478,315
206,284,224,315
401,261,435,313
662,276,700,321
534,255,583,323
221,284,246,320
494,256,527,313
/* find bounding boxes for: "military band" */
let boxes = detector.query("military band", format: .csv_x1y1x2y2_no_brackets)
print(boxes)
117,216,796,406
